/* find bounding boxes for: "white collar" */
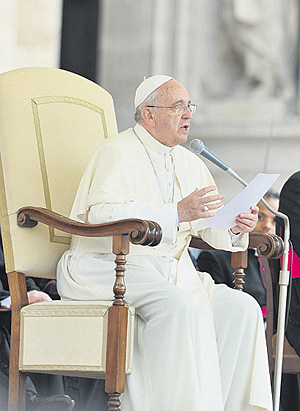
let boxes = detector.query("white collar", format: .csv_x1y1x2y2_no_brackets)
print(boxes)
134,123,175,155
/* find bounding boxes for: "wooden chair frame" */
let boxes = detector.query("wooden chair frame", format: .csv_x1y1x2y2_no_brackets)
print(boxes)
8,206,162,411
9,207,285,411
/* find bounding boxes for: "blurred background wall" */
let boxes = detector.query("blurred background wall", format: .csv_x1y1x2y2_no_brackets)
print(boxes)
1,0,299,202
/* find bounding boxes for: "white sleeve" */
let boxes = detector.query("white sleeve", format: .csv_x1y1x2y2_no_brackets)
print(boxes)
88,202,179,244
198,226,249,251
229,229,244,246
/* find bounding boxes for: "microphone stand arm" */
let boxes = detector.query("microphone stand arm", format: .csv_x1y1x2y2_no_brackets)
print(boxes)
227,167,290,411
190,139,290,409
265,207,289,411
227,167,248,187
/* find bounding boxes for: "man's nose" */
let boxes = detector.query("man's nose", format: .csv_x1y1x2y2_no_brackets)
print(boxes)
183,108,193,119
263,220,275,233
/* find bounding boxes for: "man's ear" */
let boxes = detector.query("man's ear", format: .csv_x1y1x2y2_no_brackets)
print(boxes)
141,107,156,127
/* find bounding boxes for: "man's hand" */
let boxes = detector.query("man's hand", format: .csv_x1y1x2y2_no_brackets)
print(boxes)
27,290,52,304
177,186,224,223
231,204,259,234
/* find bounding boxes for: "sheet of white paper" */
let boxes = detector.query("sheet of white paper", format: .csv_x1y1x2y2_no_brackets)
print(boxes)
200,173,280,230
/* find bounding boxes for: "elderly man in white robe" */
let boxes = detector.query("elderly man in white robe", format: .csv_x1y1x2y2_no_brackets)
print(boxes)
57,75,273,411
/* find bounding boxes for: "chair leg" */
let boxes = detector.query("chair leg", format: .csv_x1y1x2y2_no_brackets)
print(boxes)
106,239,130,410
9,310,26,411
8,368,26,411
7,271,28,411
108,393,121,411
231,250,248,291
105,305,128,411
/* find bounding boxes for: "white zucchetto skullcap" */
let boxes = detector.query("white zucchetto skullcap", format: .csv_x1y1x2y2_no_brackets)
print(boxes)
134,75,173,108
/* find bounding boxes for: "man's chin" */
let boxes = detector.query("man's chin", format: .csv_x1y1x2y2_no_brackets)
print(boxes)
176,133,188,145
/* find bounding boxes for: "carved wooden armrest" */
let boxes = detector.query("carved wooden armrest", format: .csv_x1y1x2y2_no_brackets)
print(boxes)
17,206,162,247
189,233,284,292
190,232,284,259
17,206,162,306
248,232,283,259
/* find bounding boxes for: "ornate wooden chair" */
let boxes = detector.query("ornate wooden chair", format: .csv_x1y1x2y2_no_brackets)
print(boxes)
0,67,162,411
0,66,286,411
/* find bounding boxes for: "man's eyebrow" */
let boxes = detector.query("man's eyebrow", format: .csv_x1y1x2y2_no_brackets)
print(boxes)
172,99,191,106
259,211,276,219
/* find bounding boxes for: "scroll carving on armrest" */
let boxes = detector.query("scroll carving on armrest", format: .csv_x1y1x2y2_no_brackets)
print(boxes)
190,232,284,259
248,233,284,259
17,206,162,247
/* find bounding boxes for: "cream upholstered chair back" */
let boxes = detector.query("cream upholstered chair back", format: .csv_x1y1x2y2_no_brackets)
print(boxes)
0,68,140,411
0,67,117,278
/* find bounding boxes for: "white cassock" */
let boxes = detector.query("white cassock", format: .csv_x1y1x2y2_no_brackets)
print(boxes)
57,123,273,411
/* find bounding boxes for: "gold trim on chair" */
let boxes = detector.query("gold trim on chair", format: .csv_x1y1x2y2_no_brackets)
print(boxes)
31,96,109,245
0,154,15,272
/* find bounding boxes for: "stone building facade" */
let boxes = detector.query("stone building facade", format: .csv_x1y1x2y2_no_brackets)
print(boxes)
1,0,299,199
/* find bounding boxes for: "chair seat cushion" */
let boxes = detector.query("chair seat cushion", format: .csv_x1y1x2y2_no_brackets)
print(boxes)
19,300,135,379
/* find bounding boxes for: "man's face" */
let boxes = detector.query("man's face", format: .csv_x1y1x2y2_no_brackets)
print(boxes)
254,198,279,234
145,80,193,147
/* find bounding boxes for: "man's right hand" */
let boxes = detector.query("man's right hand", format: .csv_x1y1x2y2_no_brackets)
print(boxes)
177,186,224,223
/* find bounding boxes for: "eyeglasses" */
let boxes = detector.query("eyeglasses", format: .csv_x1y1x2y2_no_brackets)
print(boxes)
146,103,197,115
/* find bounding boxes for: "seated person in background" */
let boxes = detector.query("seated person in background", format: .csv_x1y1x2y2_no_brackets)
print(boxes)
193,189,279,317
0,232,74,411
0,230,59,328
276,171,300,355
57,75,273,411
273,171,300,411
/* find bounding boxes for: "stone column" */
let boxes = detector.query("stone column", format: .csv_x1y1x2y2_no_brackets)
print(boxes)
0,0,62,73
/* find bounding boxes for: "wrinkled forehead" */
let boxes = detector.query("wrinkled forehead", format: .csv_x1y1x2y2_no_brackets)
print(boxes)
157,80,190,104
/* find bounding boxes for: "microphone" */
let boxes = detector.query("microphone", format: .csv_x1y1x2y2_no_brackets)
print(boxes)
189,139,248,187
190,137,289,411
189,139,228,171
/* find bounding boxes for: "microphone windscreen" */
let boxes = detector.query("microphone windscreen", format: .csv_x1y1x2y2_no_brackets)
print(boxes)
189,139,205,154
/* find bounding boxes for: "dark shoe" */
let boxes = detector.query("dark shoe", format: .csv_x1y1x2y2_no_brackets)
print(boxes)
28,394,75,411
